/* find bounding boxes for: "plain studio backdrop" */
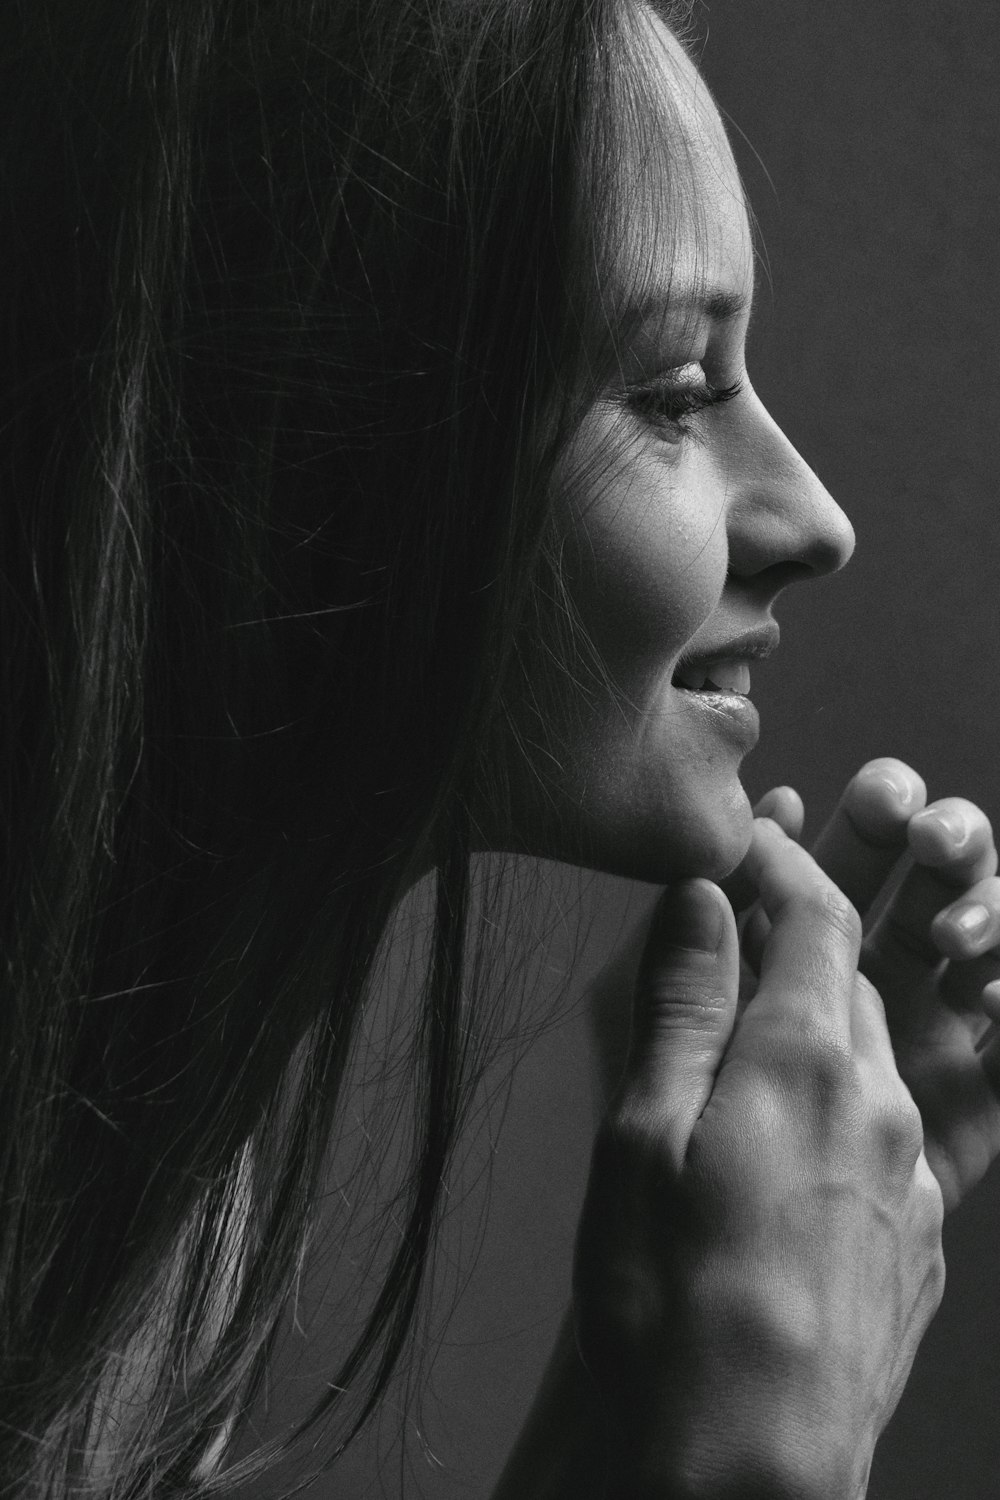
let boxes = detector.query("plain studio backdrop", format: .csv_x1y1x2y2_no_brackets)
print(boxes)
243,3,1000,1497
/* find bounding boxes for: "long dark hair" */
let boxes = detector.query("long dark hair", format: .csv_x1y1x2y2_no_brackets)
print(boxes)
0,0,694,1493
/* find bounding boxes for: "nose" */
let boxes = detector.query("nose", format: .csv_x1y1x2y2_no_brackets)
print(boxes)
725,392,855,586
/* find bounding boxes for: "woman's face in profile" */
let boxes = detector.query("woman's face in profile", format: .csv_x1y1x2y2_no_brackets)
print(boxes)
487,13,856,886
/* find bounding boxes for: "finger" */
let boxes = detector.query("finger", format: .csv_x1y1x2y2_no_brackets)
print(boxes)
907,798,998,887
863,802,999,998
742,764,917,977
719,786,804,915
808,758,926,918
738,818,861,1039
933,875,1000,1028
981,981,1000,1025
753,784,805,840
930,876,1000,962
623,878,740,1158
740,901,771,976
939,947,1000,1027
965,1029,1000,1154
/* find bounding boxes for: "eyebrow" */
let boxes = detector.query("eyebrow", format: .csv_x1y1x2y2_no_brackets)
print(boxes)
626,285,753,325
698,289,751,321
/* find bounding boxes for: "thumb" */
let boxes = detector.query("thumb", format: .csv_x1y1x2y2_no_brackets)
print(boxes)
622,878,740,1159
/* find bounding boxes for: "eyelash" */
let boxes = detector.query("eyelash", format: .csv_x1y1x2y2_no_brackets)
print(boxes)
624,373,745,444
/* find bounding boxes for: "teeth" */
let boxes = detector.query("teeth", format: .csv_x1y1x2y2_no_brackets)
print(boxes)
674,659,751,695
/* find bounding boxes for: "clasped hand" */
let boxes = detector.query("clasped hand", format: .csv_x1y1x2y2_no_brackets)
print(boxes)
738,760,1000,1213
573,758,1000,1498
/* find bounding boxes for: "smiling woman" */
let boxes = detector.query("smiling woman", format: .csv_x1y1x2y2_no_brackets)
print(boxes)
479,16,855,885
1,0,999,1497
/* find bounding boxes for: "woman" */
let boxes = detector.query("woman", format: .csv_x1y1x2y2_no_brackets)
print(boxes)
2,0,998,1495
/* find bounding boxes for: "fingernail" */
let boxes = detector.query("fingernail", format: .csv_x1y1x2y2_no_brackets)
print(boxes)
950,903,992,940
982,979,1000,1017
655,880,725,954
913,807,970,848
870,772,919,809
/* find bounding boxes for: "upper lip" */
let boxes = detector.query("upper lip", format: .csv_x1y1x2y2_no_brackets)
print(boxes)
673,622,780,675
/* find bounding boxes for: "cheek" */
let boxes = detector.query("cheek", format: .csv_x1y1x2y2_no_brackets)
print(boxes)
563,442,728,680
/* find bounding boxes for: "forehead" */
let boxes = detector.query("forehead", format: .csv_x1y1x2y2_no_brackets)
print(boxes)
615,11,754,335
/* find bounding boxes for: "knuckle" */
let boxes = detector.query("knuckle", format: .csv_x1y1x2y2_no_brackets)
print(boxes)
793,868,863,950
644,973,732,1035
854,970,878,999
817,884,863,947
927,1255,947,1318
768,1025,857,1106
915,1183,946,1308
602,1098,656,1159
875,1095,924,1175
601,1095,677,1178
854,972,885,1016
927,1238,947,1310
920,1160,946,1236
806,1031,857,1103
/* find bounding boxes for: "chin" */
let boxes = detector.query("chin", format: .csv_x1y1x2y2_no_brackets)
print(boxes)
478,757,757,886
686,809,754,881
642,806,754,884
537,779,756,887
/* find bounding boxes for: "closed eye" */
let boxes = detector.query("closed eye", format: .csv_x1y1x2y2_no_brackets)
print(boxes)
623,372,744,445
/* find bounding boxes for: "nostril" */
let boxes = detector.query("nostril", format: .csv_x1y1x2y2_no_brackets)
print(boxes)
727,559,817,591
725,463,855,582
796,485,856,578
803,521,855,578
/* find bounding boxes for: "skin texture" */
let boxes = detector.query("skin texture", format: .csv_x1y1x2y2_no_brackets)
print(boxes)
492,17,854,885
586,762,1000,1215
574,829,944,1500
769,761,1000,1213
491,16,1000,1500
495,794,951,1500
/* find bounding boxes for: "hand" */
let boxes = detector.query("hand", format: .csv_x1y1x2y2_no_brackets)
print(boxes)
584,783,805,1111
573,820,944,1500
746,759,1000,1212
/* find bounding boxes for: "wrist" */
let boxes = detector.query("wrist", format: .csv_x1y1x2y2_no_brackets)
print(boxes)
600,1376,873,1500
491,1311,613,1500
605,1435,871,1500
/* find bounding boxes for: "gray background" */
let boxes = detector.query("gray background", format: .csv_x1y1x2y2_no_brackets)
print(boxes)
249,2,1000,1495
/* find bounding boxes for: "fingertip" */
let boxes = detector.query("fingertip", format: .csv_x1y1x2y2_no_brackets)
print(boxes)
648,877,728,956
741,816,794,898
928,906,978,961
849,758,927,835
907,798,990,866
754,785,804,839
855,756,927,802
930,878,1000,957
982,979,1000,1025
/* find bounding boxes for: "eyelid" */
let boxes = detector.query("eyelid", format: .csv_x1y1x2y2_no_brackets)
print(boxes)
620,367,745,447
652,361,704,387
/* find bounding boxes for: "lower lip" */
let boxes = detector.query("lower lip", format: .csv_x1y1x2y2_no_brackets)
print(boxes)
674,688,760,749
